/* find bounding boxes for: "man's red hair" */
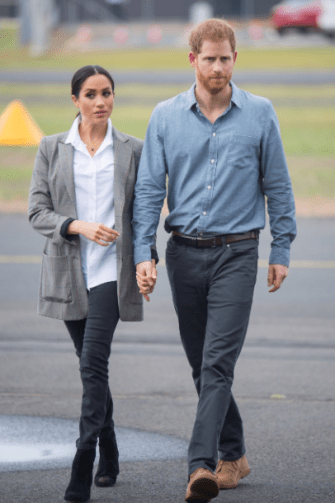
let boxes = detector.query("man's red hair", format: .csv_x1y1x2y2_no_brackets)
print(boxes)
189,18,236,55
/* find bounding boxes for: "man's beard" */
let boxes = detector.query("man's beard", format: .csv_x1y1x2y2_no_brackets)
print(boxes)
197,71,229,95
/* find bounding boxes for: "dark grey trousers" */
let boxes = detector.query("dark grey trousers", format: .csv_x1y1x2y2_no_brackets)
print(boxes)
65,281,119,450
165,236,258,475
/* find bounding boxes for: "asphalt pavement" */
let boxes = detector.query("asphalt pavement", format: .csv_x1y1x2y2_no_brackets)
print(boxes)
1,69,335,86
0,214,334,502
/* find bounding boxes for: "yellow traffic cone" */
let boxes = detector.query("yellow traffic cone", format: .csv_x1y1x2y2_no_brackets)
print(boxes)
0,100,44,146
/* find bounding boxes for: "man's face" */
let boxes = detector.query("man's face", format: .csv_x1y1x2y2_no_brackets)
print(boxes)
189,39,237,95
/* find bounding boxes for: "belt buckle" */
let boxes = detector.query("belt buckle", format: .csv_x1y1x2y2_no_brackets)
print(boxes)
211,237,216,248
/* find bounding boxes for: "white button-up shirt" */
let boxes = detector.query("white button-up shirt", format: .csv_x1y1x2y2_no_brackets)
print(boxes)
65,117,117,289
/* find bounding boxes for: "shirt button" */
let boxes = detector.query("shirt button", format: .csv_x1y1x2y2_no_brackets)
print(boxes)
212,132,216,137
211,159,215,164
203,211,207,216
207,185,211,190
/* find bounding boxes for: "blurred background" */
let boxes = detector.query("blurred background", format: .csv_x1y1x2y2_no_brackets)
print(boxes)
0,4,334,499
0,0,334,216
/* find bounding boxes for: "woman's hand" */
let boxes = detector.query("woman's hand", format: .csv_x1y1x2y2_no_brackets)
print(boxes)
67,220,119,246
136,259,158,302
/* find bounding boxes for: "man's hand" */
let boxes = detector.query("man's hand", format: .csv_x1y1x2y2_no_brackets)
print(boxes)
267,264,288,293
68,221,119,246
136,259,158,302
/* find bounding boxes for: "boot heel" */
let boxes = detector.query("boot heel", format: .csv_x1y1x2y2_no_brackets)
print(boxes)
64,448,96,502
94,431,119,488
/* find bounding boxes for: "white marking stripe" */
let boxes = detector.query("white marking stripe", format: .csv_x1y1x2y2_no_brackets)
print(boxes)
259,259,335,269
1,256,334,269
0,255,42,264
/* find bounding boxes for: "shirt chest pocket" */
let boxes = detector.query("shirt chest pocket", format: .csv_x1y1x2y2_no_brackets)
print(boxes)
227,134,259,169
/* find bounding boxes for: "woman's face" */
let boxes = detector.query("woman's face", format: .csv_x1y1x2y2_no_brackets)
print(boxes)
72,74,114,125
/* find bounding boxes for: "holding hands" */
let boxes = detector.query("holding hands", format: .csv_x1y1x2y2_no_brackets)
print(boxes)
136,260,158,302
68,221,158,301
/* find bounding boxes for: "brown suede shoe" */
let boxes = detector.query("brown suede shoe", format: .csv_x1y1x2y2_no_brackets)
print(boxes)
215,454,250,489
185,468,219,502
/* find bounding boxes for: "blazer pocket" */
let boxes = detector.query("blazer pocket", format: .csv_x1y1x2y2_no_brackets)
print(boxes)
41,254,72,303
228,135,259,169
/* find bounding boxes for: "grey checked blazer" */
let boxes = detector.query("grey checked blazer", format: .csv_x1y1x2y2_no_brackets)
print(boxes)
28,127,149,322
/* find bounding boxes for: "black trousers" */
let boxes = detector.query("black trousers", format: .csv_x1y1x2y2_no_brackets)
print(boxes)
166,236,258,475
65,281,119,450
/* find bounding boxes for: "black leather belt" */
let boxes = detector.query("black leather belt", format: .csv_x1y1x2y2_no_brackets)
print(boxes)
172,230,259,248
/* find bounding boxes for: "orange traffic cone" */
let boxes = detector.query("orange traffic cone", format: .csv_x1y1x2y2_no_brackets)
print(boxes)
0,100,44,146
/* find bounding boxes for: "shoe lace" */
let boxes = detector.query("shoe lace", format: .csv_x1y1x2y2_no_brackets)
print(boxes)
216,459,239,475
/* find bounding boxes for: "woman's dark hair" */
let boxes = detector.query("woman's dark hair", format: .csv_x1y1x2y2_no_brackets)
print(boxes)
71,65,115,98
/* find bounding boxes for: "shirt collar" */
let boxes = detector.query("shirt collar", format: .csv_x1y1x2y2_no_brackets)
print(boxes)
185,81,242,110
185,84,198,110
65,116,113,154
230,81,242,108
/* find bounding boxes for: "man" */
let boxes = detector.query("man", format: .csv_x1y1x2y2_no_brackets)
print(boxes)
133,18,296,502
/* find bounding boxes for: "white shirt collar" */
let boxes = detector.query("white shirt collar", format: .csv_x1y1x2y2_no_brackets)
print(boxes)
65,116,113,155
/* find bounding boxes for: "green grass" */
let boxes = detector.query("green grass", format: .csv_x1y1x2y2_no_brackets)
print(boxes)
288,157,335,198
277,107,335,156
2,46,334,71
0,26,18,51
0,83,70,97
235,46,335,71
1,27,335,70
243,84,335,100
0,82,334,202
0,148,37,200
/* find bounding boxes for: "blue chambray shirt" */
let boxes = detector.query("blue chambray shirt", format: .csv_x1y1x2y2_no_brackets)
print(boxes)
133,82,296,266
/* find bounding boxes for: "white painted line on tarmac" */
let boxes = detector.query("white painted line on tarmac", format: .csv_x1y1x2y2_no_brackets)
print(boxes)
0,255,41,264
258,259,335,269
1,256,335,268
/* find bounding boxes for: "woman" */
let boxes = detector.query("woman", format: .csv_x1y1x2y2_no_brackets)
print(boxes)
28,65,157,503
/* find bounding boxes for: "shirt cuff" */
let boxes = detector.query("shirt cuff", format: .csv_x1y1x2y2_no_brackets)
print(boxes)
269,247,290,267
135,248,152,266
60,218,75,239
151,248,159,265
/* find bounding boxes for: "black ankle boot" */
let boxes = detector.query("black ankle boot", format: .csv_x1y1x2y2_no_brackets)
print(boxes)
94,431,119,487
64,448,96,502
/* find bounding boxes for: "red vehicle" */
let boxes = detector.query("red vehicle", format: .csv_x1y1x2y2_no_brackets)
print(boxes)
272,0,322,34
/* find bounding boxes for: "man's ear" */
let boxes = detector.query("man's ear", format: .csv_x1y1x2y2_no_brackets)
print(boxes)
233,51,237,63
189,51,197,68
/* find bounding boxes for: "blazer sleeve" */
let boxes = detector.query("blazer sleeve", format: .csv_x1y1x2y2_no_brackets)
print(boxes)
28,137,75,247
